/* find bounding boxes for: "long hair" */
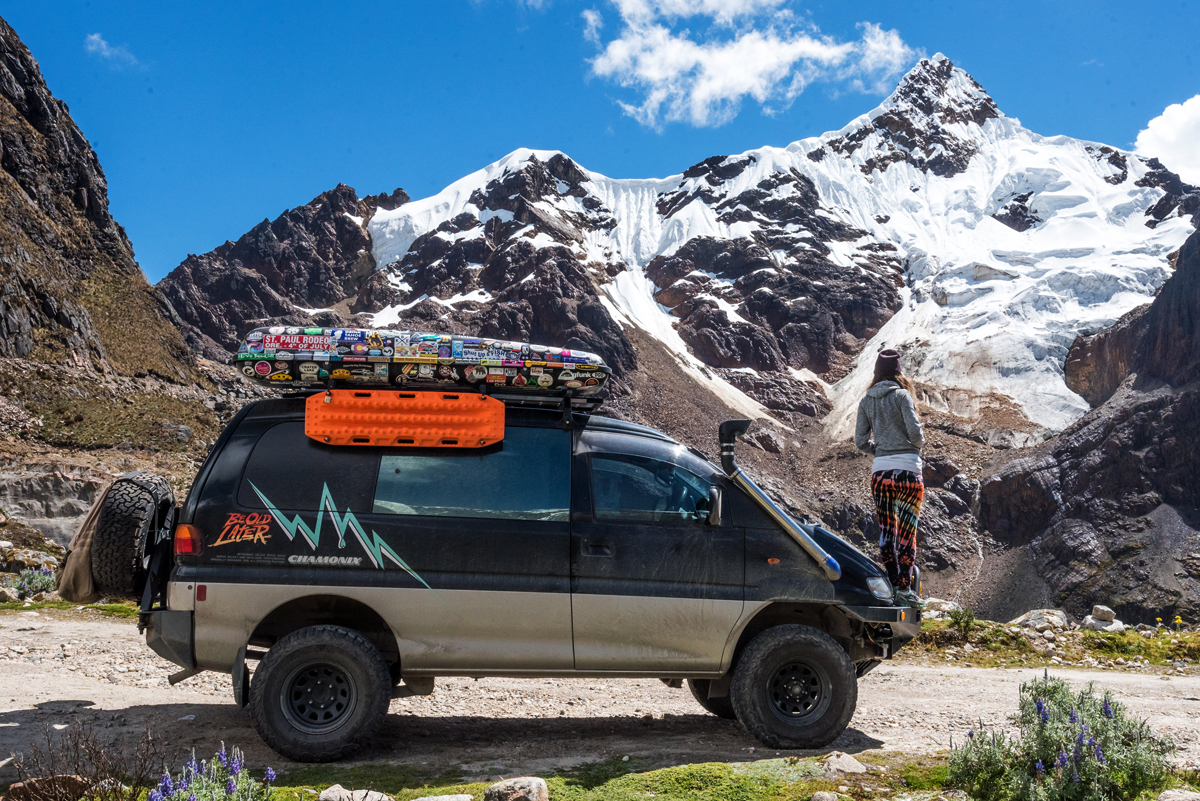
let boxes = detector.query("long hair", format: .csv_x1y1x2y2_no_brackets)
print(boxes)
869,357,921,418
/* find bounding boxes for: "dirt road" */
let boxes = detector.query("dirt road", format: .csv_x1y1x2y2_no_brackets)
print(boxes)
3,609,1199,781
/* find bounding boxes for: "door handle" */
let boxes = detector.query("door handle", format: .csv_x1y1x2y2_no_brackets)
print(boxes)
583,539,615,557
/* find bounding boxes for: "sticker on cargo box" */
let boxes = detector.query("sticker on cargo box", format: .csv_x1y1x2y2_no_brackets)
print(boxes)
263,334,332,349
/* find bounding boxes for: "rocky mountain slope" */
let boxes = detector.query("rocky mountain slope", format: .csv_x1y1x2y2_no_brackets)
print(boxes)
0,16,247,564
0,18,194,382
978,228,1200,622
158,185,408,360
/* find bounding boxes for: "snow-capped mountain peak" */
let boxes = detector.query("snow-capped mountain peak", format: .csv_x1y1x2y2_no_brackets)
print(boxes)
211,56,1197,440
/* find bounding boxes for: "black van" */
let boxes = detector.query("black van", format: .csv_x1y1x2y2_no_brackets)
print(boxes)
127,394,916,762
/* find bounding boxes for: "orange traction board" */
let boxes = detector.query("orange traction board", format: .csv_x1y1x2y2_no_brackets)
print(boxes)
305,390,505,448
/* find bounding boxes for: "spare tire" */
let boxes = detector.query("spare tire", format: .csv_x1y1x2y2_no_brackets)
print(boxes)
92,474,173,597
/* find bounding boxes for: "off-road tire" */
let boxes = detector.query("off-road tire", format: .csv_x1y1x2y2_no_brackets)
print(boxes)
92,475,171,596
249,625,391,762
687,678,737,719
730,624,857,749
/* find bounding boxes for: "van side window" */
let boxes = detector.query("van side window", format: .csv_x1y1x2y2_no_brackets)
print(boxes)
238,422,377,512
372,426,570,521
591,454,709,524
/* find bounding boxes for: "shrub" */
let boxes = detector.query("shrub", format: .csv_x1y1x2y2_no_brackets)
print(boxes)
947,606,976,640
151,744,275,801
949,673,1173,801
0,567,57,599
14,730,275,801
14,723,163,801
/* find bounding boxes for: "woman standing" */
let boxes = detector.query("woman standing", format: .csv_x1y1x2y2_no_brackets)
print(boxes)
854,349,925,608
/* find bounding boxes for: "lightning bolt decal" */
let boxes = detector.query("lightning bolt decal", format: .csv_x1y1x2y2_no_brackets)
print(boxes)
248,481,432,589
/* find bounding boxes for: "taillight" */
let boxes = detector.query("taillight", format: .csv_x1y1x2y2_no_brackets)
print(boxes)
174,524,203,557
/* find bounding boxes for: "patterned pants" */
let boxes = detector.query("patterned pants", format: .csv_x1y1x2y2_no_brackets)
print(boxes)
871,470,924,591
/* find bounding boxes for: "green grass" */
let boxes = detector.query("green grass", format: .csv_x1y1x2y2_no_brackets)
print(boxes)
0,598,139,617
272,753,950,801
28,390,219,452
902,618,1199,670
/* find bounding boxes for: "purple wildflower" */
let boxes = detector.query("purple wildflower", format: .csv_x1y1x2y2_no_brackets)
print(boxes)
1044,668,1049,680
189,795,197,801
1069,708,1078,724
230,755,242,776
1095,744,1106,764
1072,773,1081,783
148,791,162,801
218,746,228,768
226,778,237,796
160,773,174,794
1103,698,1114,719
265,768,276,784
1057,750,1069,768
1035,760,1044,777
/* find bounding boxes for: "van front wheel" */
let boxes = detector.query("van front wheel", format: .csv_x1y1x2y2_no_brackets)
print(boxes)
248,625,391,762
730,624,856,749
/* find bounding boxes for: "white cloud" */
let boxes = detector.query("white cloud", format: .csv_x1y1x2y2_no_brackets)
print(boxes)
582,9,604,44
1135,94,1200,186
84,33,140,68
586,2,917,128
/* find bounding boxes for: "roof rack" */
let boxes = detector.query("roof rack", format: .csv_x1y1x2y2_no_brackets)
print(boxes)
236,325,613,403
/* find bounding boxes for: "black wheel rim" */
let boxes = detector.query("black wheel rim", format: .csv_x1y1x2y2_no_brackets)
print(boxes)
280,660,358,735
766,659,832,724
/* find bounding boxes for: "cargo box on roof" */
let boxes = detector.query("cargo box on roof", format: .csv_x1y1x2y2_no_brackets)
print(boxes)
234,326,612,395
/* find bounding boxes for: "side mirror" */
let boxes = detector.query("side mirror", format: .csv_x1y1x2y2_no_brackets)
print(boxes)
707,485,723,526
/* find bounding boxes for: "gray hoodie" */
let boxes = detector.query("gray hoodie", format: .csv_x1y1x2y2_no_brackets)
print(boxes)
855,381,925,457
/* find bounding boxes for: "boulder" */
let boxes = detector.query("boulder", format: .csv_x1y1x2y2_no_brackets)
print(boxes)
5,548,59,572
1158,791,1200,801
811,793,839,801
0,587,15,602
1082,615,1126,633
1008,609,1068,630
6,775,92,801
1092,605,1116,622
318,785,392,801
749,429,784,454
411,796,473,801
924,598,961,614
922,455,961,487
823,751,868,775
483,778,548,801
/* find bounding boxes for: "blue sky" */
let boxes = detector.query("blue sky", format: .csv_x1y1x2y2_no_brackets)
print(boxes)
8,1,1200,282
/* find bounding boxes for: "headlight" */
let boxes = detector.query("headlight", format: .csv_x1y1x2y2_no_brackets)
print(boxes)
867,576,893,601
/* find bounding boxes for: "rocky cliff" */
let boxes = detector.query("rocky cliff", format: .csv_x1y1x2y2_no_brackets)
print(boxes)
979,229,1200,623
0,18,194,381
158,185,408,360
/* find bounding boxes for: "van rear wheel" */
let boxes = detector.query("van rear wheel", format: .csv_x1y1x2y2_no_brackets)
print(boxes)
92,475,172,597
686,679,737,720
249,625,390,762
730,624,857,749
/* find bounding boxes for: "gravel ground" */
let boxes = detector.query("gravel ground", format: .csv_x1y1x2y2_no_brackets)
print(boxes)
2,609,1200,782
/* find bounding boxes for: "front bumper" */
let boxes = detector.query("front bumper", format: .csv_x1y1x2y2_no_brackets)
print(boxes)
145,609,195,670
841,604,922,658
